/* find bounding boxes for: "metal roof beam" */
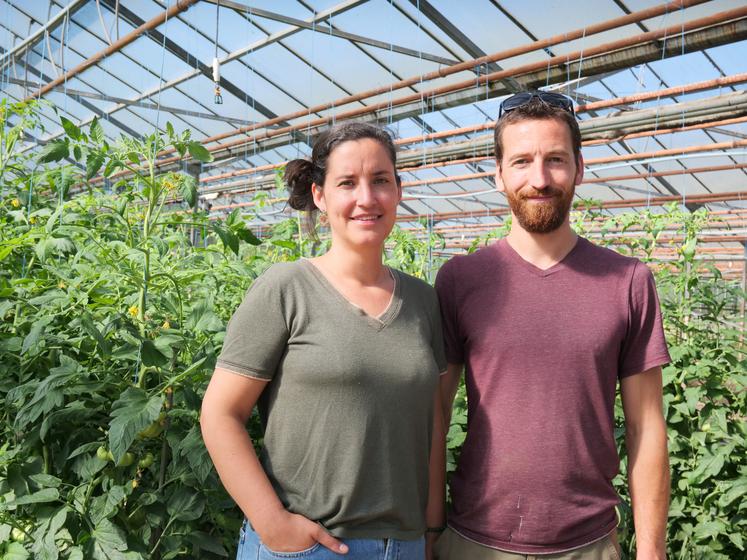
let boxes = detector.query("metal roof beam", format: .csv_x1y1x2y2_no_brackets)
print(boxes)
19,0,366,148
379,17,747,125
195,1,735,157
408,0,522,92
487,0,555,57
23,0,200,102
0,0,87,74
4,76,262,126
0,45,145,141
0,7,215,144
207,0,459,66
100,0,281,123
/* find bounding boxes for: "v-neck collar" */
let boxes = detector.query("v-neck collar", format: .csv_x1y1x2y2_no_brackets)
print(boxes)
301,259,402,330
498,236,583,278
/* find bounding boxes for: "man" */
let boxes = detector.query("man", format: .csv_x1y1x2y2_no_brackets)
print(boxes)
433,91,671,560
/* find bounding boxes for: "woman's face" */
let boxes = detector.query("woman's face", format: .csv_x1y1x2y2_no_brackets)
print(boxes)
312,138,401,251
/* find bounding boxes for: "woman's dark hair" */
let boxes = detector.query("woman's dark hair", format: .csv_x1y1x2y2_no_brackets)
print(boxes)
285,122,399,214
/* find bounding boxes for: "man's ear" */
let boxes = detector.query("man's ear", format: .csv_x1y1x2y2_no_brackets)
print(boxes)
574,153,584,186
311,183,325,212
495,164,506,193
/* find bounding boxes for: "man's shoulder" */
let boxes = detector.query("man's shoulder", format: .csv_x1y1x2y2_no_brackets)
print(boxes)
440,241,503,275
577,237,643,273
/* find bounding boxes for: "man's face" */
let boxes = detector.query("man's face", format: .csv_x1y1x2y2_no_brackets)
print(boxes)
495,117,584,234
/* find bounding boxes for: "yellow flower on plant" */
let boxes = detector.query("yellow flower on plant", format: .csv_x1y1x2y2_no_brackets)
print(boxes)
11,198,20,208
163,178,177,192
29,216,37,224
58,281,66,289
162,320,170,329
128,305,139,317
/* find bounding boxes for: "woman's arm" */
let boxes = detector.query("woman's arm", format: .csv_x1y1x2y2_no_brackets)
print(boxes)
200,368,348,554
425,384,447,560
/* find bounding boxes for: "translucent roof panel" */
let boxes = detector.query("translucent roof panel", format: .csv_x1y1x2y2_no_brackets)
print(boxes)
0,0,745,254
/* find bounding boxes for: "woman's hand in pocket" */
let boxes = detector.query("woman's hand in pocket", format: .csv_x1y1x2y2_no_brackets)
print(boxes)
260,511,349,555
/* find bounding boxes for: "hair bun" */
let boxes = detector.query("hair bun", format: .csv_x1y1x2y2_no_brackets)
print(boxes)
285,159,317,211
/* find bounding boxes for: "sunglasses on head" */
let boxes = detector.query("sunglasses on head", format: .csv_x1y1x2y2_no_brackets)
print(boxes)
498,91,575,119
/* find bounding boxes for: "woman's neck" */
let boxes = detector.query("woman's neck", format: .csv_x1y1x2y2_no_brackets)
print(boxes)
313,243,386,286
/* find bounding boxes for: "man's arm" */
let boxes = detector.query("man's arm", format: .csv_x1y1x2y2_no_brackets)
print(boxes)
440,363,463,427
620,366,670,560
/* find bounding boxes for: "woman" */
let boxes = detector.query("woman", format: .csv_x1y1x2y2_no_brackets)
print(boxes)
201,122,447,560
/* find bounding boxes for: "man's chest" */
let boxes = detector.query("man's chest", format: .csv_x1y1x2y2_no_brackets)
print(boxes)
459,272,629,370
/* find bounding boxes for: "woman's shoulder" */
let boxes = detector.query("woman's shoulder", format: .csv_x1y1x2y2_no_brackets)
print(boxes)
245,261,310,299
254,260,307,283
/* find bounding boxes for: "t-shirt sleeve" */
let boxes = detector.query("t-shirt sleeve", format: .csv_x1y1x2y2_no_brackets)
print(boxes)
434,259,464,364
215,269,289,380
619,262,671,378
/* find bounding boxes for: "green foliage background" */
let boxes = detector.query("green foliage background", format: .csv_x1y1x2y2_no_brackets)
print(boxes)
1,102,745,559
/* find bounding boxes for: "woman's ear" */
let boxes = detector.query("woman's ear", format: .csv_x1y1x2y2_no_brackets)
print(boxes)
311,182,325,212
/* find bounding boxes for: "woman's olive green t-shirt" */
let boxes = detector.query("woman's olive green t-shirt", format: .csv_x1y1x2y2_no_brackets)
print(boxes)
216,260,447,540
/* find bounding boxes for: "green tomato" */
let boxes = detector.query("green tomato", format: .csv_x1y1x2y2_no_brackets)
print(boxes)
138,452,155,469
138,421,163,439
97,446,110,461
117,452,135,467
11,527,25,542
138,413,166,439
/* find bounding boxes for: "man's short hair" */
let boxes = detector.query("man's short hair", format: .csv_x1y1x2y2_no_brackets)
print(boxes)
493,97,582,164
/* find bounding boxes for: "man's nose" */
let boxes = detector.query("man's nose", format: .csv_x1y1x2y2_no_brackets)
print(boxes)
527,161,550,190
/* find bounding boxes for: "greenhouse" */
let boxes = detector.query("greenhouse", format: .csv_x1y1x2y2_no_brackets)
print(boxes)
0,0,745,558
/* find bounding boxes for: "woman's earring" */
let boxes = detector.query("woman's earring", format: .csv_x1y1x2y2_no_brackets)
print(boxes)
318,209,328,226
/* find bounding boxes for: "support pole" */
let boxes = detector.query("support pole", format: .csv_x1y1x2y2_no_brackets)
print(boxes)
742,243,747,343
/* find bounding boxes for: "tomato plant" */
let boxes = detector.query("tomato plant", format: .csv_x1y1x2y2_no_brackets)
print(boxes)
1,102,744,559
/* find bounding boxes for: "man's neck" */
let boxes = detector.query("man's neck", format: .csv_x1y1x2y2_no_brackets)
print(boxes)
505,221,578,270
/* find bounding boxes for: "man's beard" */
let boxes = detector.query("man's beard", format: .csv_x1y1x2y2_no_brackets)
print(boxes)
505,185,574,234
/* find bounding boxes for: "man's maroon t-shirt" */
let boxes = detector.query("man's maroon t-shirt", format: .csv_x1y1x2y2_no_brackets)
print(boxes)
435,237,670,554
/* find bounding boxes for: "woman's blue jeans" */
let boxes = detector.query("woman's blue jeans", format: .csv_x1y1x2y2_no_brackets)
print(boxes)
237,520,425,560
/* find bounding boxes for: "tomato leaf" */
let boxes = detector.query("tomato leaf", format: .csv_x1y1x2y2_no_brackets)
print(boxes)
108,387,162,465
187,141,213,163
60,116,81,140
37,140,69,163
89,117,104,144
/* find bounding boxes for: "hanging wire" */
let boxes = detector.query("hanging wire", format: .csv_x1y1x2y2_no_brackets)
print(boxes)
572,27,587,102
61,6,70,117
328,10,335,126
387,0,395,126
115,0,120,41
60,10,67,78
95,0,113,46
213,1,223,104
44,31,59,77
678,2,687,210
